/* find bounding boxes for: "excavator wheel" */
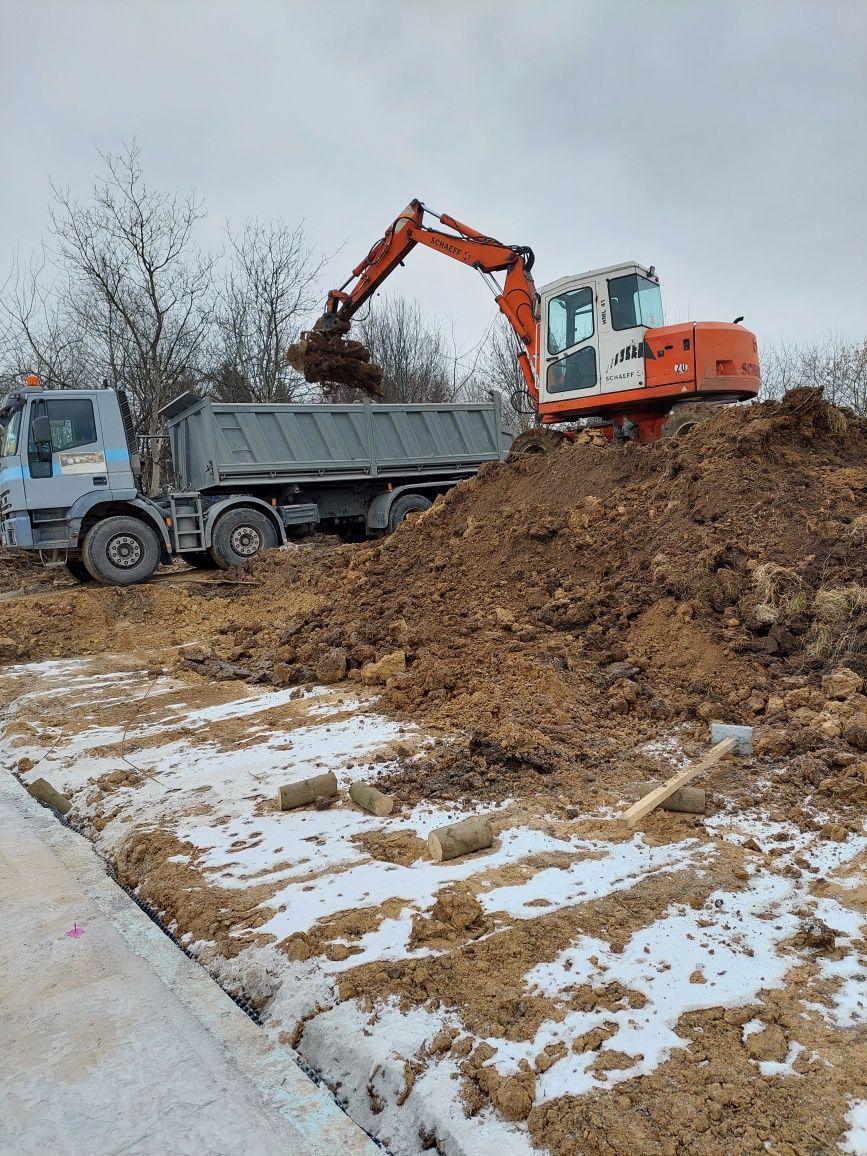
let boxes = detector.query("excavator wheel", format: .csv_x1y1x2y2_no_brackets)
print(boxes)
508,428,566,459
661,402,724,439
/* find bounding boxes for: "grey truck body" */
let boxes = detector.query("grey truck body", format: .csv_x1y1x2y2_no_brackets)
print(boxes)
0,384,511,579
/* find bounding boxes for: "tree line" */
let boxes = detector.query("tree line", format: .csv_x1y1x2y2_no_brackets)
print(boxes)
759,336,867,413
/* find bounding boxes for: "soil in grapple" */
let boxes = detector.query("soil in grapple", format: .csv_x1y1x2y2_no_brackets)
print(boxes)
286,327,384,397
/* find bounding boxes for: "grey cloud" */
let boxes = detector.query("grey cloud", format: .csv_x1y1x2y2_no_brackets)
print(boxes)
1,0,864,352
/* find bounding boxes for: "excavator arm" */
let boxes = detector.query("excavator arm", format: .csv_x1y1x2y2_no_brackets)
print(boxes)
291,199,541,402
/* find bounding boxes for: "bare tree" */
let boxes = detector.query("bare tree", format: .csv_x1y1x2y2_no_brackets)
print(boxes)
761,334,867,413
210,220,325,403
47,142,213,490
476,318,536,431
0,251,92,391
355,296,453,404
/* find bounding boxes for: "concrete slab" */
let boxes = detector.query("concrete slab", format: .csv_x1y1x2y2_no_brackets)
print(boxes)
0,773,378,1156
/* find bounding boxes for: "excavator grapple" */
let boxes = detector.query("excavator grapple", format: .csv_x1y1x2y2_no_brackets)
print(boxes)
286,318,384,397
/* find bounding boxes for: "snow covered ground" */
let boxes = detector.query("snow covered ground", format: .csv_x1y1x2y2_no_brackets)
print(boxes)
2,655,865,1155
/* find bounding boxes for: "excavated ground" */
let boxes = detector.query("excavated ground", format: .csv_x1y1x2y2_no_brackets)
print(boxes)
2,388,867,1153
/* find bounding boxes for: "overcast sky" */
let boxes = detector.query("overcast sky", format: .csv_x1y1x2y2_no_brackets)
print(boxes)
2,0,865,360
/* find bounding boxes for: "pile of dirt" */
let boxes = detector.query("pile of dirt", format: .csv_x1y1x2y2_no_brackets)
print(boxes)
192,387,867,814
0,549,62,595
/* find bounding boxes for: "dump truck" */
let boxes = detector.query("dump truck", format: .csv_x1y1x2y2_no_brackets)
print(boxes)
0,381,511,585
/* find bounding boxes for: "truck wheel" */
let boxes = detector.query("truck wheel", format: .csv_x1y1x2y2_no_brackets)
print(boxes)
387,493,433,533
82,517,161,586
508,428,566,458
209,508,278,569
65,558,93,583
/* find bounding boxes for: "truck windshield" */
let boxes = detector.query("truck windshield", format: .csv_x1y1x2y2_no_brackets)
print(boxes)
0,407,22,457
608,274,664,331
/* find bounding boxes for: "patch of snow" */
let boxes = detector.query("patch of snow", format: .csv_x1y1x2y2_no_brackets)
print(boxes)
479,835,712,919
256,825,589,945
756,1039,805,1078
799,897,867,1029
295,998,533,1156
842,1100,867,1155
511,873,800,1100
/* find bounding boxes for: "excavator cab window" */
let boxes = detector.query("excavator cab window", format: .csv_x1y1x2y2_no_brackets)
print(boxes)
546,346,598,393
547,286,594,354
608,274,664,331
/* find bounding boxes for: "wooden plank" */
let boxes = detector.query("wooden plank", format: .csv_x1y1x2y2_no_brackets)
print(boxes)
620,737,737,829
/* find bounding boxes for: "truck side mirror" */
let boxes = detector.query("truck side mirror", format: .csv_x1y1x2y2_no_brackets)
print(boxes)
32,415,53,447
31,414,53,462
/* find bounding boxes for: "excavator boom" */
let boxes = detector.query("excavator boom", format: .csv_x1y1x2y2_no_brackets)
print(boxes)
289,200,540,401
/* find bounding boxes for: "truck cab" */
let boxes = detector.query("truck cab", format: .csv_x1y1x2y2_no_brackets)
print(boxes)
0,382,282,584
0,383,141,553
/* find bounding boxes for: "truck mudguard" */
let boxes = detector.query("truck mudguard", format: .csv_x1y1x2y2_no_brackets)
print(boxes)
201,495,287,546
365,480,453,531
66,491,173,549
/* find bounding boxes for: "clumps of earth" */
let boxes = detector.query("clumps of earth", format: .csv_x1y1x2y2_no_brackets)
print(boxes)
0,549,63,597
5,388,867,824
201,386,867,821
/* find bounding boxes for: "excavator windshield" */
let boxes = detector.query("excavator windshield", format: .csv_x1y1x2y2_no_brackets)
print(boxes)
609,274,664,331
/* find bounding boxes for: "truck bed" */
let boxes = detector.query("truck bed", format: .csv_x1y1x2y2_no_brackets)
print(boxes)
161,393,512,492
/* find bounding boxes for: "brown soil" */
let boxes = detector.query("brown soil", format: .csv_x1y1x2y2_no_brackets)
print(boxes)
530,997,867,1155
286,324,385,398
337,838,749,1045
110,828,280,960
0,549,66,596
4,388,867,1150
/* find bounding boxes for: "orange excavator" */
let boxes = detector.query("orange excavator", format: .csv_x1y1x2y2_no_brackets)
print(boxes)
288,199,760,445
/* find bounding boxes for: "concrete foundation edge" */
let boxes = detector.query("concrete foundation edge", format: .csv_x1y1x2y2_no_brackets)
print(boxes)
1,774,378,1156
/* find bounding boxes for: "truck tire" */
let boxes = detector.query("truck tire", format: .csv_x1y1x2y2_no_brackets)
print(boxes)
508,428,566,458
65,558,94,583
209,507,278,569
81,516,161,586
387,493,433,533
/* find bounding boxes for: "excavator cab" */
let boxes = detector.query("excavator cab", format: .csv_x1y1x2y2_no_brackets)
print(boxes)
537,262,760,437
538,262,662,404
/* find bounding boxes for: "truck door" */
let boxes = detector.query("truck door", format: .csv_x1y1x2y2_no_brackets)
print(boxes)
23,395,106,511
540,283,601,403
